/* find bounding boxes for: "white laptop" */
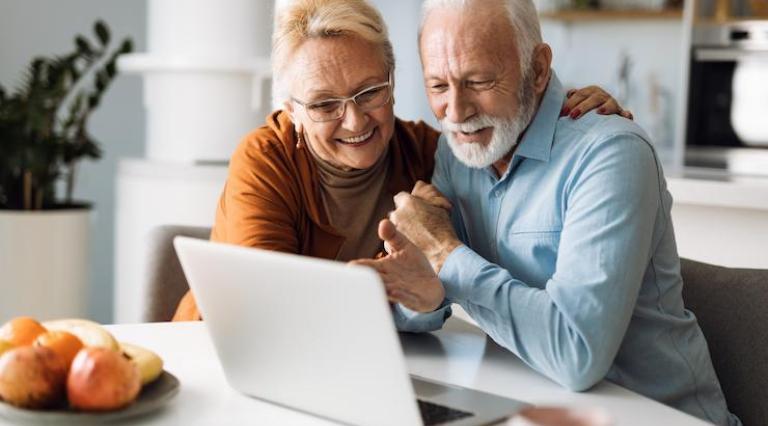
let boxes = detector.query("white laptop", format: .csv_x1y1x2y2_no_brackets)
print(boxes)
174,237,527,426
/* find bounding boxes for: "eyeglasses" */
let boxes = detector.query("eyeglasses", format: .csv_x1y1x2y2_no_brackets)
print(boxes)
291,73,393,122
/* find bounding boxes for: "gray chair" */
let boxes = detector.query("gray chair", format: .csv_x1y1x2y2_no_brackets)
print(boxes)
143,225,212,322
681,258,768,426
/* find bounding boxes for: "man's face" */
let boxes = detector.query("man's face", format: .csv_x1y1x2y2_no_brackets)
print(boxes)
419,6,545,168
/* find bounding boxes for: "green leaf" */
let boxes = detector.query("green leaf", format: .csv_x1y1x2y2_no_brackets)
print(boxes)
105,60,117,78
83,138,102,160
68,60,81,81
94,20,110,46
119,39,134,54
75,36,93,56
30,58,45,85
0,19,134,209
95,71,107,92
87,94,100,109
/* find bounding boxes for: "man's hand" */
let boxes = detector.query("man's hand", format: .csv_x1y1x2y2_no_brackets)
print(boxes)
351,219,445,313
389,183,462,273
411,180,452,211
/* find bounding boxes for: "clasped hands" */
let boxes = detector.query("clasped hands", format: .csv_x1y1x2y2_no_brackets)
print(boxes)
351,181,462,313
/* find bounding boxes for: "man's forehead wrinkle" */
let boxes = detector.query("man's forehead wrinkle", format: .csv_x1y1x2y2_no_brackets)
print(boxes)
425,34,509,79
424,27,465,73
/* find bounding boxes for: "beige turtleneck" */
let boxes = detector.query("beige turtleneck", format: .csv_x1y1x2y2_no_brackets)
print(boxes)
306,139,394,261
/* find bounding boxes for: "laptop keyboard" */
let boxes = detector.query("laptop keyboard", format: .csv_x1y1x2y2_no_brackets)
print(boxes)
417,399,474,425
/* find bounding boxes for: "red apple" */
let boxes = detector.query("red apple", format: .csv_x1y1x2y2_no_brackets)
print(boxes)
67,347,141,411
0,346,67,408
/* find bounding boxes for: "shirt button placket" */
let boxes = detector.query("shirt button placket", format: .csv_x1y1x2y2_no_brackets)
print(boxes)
489,187,503,259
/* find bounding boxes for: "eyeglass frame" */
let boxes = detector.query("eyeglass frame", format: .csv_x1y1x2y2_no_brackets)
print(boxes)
290,72,394,123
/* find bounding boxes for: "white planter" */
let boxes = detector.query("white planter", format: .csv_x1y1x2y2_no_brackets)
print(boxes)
119,55,272,163
119,0,275,163
114,160,226,323
0,208,90,323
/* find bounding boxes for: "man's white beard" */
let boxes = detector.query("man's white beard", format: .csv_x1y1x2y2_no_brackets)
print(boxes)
441,114,526,169
440,75,538,169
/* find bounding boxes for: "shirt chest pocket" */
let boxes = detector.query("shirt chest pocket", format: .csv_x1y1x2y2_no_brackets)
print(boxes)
505,220,562,256
507,221,563,238
499,222,562,286
506,226,562,257
500,200,563,238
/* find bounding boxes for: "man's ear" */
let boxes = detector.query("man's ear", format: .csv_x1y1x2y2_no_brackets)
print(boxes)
530,43,553,95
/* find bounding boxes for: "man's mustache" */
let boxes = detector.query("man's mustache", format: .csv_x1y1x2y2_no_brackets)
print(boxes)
439,115,503,133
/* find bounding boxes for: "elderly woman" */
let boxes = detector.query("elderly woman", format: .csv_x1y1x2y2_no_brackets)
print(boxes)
173,0,628,321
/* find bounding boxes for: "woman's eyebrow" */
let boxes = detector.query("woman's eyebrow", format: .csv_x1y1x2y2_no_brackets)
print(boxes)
350,76,386,93
304,76,385,101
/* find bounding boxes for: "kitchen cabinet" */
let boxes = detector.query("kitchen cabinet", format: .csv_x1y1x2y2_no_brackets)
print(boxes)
668,173,768,269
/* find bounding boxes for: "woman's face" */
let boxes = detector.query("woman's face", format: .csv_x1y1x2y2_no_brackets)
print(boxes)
286,36,395,170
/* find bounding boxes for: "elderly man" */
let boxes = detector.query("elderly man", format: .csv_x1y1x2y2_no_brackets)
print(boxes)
353,0,740,424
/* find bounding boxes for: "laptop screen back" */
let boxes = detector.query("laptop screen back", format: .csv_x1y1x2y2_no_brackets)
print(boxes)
174,237,423,426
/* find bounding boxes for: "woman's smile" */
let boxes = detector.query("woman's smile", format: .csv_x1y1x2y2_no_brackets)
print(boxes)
337,127,377,147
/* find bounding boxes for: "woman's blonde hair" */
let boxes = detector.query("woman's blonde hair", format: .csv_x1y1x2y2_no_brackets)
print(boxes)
272,0,395,104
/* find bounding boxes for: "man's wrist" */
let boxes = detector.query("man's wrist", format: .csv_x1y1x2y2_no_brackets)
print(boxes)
428,239,463,273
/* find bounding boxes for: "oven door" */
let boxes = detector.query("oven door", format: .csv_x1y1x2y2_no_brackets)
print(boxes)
685,48,768,176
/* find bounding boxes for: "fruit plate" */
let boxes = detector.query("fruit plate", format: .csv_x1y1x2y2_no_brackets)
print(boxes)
0,371,180,425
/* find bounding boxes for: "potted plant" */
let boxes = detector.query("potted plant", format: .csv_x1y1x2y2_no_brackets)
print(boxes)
0,20,132,322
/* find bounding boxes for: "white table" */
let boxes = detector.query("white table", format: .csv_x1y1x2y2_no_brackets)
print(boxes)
1,319,711,425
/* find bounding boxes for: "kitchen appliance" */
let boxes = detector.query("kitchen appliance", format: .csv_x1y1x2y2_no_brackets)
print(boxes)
684,19,768,175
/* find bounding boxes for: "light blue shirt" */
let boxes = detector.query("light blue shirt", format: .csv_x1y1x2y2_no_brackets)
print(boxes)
399,74,739,426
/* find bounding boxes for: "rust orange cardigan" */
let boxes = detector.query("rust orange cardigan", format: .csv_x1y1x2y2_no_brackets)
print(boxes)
172,110,440,321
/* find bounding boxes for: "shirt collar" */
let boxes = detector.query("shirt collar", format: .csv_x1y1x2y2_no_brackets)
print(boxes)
513,72,564,163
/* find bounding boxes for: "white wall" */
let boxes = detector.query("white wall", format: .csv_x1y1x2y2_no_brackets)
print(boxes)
542,19,685,161
0,0,147,322
370,0,439,127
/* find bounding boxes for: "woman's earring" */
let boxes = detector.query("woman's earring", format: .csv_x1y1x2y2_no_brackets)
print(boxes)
295,130,304,149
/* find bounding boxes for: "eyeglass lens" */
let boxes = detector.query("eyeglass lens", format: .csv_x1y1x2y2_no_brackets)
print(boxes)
306,84,391,121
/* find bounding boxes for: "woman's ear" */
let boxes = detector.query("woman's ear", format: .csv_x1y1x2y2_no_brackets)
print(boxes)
293,120,305,149
283,100,295,120
391,73,396,106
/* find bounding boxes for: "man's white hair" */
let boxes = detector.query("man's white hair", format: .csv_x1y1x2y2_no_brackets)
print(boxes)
419,0,542,74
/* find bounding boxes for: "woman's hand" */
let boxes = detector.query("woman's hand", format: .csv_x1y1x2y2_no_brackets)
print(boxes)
351,219,445,313
562,86,633,121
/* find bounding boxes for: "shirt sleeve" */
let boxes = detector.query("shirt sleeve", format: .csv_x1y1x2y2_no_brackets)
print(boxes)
388,137,457,333
391,301,453,333
439,133,662,391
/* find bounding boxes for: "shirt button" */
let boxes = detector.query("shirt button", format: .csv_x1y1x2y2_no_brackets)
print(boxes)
494,190,502,198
